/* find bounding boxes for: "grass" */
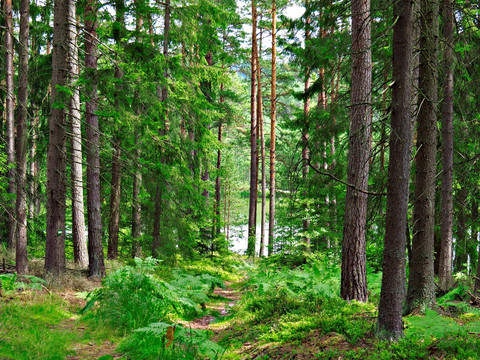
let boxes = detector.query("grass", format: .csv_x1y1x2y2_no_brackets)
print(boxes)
0,292,79,360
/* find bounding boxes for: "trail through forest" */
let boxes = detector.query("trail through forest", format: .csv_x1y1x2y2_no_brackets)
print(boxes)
60,280,243,359
188,281,242,330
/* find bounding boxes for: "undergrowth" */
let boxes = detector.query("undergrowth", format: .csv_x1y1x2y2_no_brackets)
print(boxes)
214,252,480,360
82,257,231,359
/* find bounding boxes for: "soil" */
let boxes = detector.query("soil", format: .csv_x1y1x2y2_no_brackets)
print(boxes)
187,282,241,330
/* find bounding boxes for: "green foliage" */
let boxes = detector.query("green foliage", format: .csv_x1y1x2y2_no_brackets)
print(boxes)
82,258,225,333
119,322,224,360
227,255,375,351
0,273,47,293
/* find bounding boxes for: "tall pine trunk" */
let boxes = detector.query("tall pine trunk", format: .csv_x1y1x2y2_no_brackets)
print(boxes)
132,131,143,258
257,29,267,257
302,0,311,249
85,0,105,278
376,0,414,339
107,140,121,260
45,0,68,275
247,0,258,257
68,1,88,268
438,0,454,292
268,0,277,256
15,0,30,275
5,0,15,250
340,0,372,302
107,0,125,260
406,0,439,314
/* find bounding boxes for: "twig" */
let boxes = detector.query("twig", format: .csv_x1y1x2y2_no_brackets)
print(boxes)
307,160,386,196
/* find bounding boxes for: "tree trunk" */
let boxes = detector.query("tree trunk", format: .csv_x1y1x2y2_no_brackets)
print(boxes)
15,0,30,275
85,0,105,278
152,182,162,257
438,0,454,292
473,201,480,292
107,0,126,261
132,131,143,258
28,109,39,220
255,26,267,257
268,0,277,256
68,2,88,268
341,0,372,303
5,0,15,250
302,0,311,249
214,83,224,239
45,0,68,275
376,0,414,340
107,140,121,260
454,187,468,272
247,0,258,257
406,0,439,314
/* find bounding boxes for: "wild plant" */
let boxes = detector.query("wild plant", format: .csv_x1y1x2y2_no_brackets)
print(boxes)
119,322,224,359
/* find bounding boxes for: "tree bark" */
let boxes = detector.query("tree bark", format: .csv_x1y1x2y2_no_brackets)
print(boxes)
376,0,414,340
132,132,143,258
473,201,480,292
406,0,439,314
454,187,467,272
268,0,277,256
247,0,258,257
5,0,15,250
438,0,454,292
15,0,30,275
152,182,162,257
68,1,88,268
257,29,267,258
302,0,311,249
215,83,224,239
45,0,68,275
85,0,105,278
107,0,126,261
107,140,121,260
341,0,372,302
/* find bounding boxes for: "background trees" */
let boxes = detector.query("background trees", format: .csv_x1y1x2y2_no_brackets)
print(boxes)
1,3,480,340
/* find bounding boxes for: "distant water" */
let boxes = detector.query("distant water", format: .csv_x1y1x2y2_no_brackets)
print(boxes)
227,223,268,256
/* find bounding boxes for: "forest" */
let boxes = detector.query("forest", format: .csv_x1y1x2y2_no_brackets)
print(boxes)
1,0,480,358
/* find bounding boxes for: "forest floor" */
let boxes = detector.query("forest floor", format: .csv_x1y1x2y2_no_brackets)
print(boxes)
4,257,480,360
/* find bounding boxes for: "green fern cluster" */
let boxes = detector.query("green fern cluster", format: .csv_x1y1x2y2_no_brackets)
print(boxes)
83,257,225,332
81,257,225,358
0,273,47,293
119,322,223,359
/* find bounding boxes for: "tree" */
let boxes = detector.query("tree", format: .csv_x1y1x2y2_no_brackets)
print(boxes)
438,0,454,292
257,26,266,257
68,0,88,268
4,0,15,250
406,0,439,314
45,0,68,275
15,0,30,275
247,0,258,257
376,0,414,340
340,0,372,302
85,0,105,278
268,0,277,256
107,0,126,261
302,0,311,249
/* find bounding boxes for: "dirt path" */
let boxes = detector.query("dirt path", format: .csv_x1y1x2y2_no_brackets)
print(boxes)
187,282,242,330
57,291,123,360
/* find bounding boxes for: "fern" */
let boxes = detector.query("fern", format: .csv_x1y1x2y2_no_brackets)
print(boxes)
119,322,224,360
